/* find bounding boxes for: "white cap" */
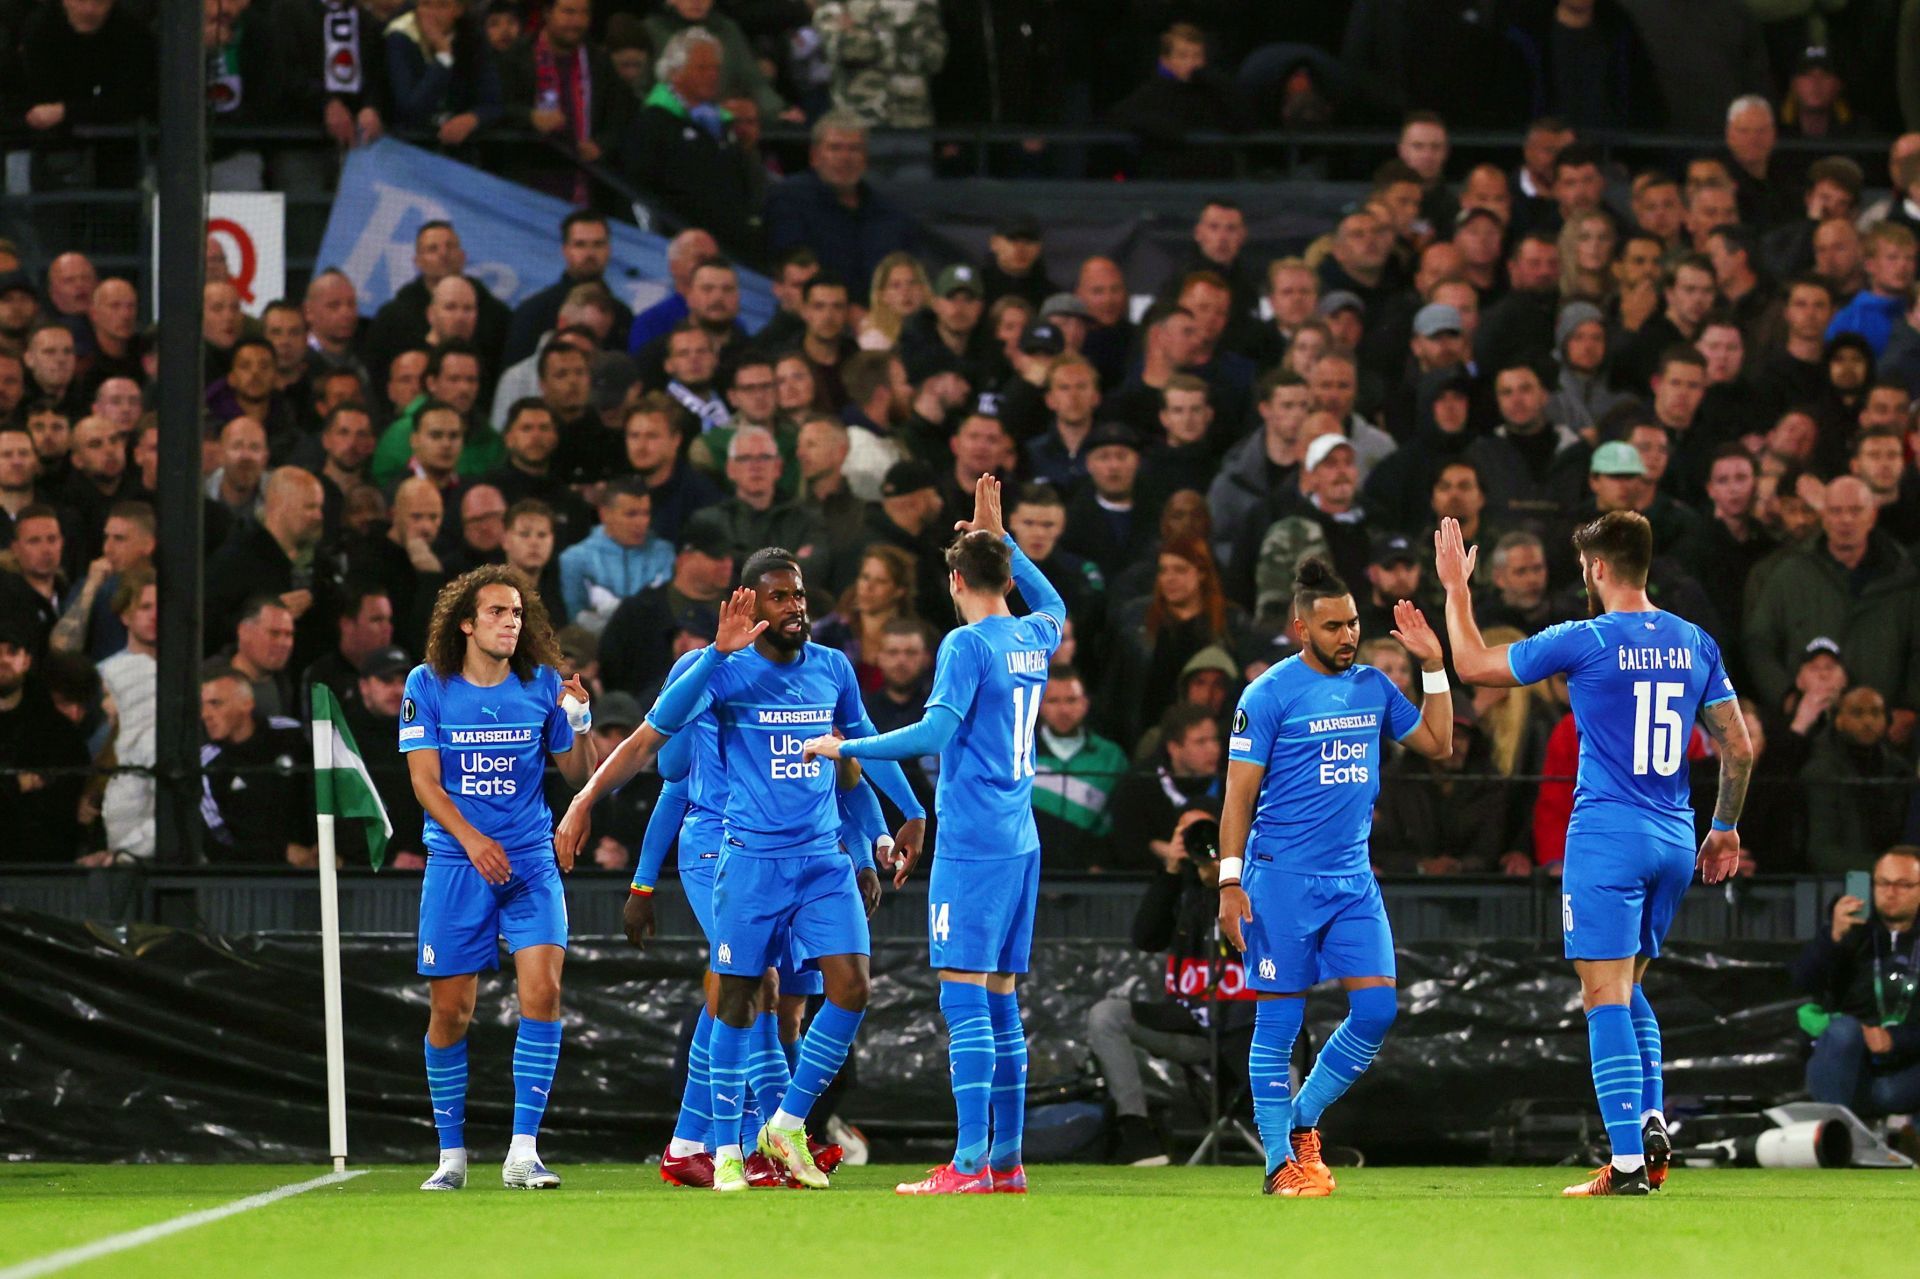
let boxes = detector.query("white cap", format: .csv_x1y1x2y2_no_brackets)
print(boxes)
1303,433,1355,473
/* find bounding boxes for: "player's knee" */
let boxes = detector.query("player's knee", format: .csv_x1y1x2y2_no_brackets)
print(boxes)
1347,985,1398,1038
757,970,780,1011
826,969,869,1012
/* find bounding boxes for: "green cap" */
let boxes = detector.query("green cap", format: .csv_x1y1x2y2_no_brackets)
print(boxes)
934,264,981,298
1589,440,1647,477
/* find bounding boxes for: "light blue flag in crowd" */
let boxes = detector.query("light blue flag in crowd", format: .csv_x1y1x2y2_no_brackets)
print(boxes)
314,138,774,329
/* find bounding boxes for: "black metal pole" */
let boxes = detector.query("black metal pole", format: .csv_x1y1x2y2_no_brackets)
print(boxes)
152,0,206,864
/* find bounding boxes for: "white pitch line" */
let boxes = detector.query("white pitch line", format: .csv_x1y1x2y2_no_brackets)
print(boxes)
1,1169,368,1279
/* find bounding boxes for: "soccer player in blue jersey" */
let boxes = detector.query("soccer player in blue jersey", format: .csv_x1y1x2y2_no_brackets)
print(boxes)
1436,510,1752,1197
1216,557,1454,1197
806,476,1064,1196
400,565,601,1192
568,554,926,1191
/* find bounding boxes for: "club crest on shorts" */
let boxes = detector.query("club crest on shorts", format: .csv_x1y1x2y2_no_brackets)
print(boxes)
422,943,436,967
1258,957,1275,981
717,942,731,965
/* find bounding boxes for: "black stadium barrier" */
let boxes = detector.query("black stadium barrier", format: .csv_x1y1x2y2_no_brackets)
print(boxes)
1,906,1805,1166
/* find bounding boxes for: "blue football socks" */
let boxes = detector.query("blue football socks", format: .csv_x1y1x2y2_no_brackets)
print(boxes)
774,1000,864,1127
671,1008,714,1152
987,989,1027,1171
744,1011,790,1141
1587,1002,1646,1170
1250,998,1305,1175
707,1018,753,1156
1292,985,1397,1130
1630,984,1664,1119
510,1017,561,1140
424,1036,467,1152
939,982,995,1174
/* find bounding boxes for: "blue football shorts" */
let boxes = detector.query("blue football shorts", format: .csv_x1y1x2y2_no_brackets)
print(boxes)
417,850,568,976
1241,862,1395,992
1561,832,1695,961
927,850,1041,974
709,849,868,981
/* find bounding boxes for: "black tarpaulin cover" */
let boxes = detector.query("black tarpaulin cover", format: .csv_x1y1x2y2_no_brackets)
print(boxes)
0,908,1805,1163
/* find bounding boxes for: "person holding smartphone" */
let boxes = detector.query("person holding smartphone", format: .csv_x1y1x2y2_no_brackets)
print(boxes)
1791,846,1920,1122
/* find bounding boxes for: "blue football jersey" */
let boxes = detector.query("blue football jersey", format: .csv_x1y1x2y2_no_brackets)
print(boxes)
399,663,573,860
672,642,867,858
1507,609,1735,842
652,648,729,868
1228,655,1421,875
925,612,1062,860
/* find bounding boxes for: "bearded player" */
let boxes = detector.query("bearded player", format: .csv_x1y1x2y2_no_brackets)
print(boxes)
1217,557,1453,1196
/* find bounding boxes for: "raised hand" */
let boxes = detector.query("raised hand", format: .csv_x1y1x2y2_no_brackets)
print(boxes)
1433,517,1477,596
955,473,1005,539
714,586,768,654
1389,599,1443,665
557,673,590,707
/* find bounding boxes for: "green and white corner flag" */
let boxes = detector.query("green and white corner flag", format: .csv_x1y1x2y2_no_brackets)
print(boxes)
312,683,393,870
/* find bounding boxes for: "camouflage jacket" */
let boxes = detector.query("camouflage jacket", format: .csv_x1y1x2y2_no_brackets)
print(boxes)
815,0,947,128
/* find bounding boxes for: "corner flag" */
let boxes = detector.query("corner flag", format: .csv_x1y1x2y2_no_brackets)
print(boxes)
311,683,393,870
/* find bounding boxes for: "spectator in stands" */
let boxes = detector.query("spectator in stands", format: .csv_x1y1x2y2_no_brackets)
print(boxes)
861,616,934,738
60,416,136,563
557,475,672,626
441,483,509,575
597,510,732,698
384,0,501,147
204,467,326,665
1688,445,1774,645
17,0,157,169
624,26,763,263
24,402,72,492
503,213,633,366
1800,687,1914,873
1107,22,1247,181
796,274,858,411
1075,256,1134,391
1505,0,1661,129
303,582,394,713
1467,361,1584,528
339,642,427,867
899,264,991,387
1102,538,1244,749
0,505,69,652
309,403,378,537
1007,482,1105,638
1107,703,1221,870
792,414,864,570
302,270,371,386
1792,847,1920,1117
1062,423,1155,581
856,252,930,351
862,460,948,620
23,322,81,418
836,352,911,501
1367,369,1477,533
1207,368,1309,563
0,612,89,864
1828,223,1917,357
1372,699,1506,874
1815,219,1867,304
198,666,316,867
1745,475,1920,718
364,221,509,384
623,395,721,542
1479,530,1552,634
765,112,922,289
814,545,918,691
48,499,152,662
216,594,298,721
90,570,154,863
207,337,299,462
1032,661,1127,873
641,0,788,120
497,0,627,201
813,0,944,128
707,425,824,565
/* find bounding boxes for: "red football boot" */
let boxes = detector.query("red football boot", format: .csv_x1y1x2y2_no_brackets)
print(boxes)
659,1147,715,1188
989,1164,1028,1194
894,1163,994,1195
807,1137,845,1176
745,1151,797,1188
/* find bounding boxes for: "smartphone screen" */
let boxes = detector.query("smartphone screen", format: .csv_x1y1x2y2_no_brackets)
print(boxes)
1846,869,1872,920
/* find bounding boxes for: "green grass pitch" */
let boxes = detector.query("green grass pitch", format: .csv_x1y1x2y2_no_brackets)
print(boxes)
1,1163,1911,1278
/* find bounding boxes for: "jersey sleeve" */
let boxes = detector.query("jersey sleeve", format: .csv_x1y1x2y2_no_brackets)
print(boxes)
656,726,694,782
831,646,868,731
631,778,689,891
1006,535,1066,650
1698,628,1738,708
647,645,721,733
1506,619,1600,686
398,666,438,753
1228,680,1280,767
924,628,987,719
1380,670,1422,740
542,668,576,756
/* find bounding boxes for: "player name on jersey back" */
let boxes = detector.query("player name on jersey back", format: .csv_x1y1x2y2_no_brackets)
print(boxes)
1615,646,1695,671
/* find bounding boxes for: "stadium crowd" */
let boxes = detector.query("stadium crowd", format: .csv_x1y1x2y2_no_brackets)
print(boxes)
0,0,1916,888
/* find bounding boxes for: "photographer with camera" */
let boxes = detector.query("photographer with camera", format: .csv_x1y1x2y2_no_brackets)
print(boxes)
1086,799,1256,1166
1790,846,1920,1121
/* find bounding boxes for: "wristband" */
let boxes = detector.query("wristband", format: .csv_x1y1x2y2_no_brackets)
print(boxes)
563,694,591,733
1710,818,1736,833
1421,668,1450,695
629,884,654,896
1218,856,1243,884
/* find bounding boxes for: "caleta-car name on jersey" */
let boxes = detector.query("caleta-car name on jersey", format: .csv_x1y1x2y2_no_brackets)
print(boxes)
1616,646,1695,671
1004,649,1048,675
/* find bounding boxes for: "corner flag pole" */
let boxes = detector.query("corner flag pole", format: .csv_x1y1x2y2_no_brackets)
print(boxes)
312,718,350,1174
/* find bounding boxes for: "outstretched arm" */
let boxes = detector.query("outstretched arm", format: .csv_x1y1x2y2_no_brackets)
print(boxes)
811,705,963,762
1696,697,1754,884
1388,598,1454,761
1435,517,1521,688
